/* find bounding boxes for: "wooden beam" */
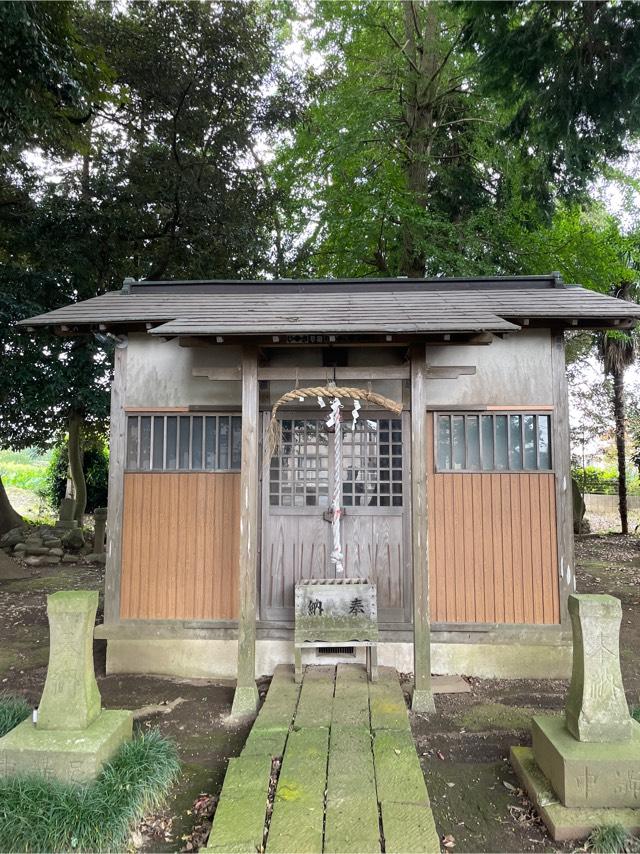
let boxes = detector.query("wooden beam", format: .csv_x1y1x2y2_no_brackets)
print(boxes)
104,337,128,624
425,366,476,380
230,346,260,716
410,344,436,713
551,332,575,625
193,366,242,381
193,365,411,381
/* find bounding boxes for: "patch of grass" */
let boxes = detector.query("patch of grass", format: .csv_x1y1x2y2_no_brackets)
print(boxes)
458,702,535,732
0,729,181,852
587,824,637,853
0,696,31,737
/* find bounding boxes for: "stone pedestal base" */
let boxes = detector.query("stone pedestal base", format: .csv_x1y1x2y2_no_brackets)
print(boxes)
0,710,133,783
511,747,640,842
532,715,640,808
230,684,259,718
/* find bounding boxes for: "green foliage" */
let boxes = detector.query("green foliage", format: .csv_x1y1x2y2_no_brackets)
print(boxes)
0,460,47,492
464,2,640,197
0,696,31,738
43,440,108,513
0,729,181,853
572,466,640,497
632,708,640,724
0,1,107,154
587,824,637,854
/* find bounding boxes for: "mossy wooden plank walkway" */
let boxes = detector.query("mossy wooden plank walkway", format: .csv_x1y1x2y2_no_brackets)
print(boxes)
205,663,439,853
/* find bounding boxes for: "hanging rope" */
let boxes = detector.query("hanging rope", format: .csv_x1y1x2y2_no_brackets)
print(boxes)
327,398,344,574
265,385,403,460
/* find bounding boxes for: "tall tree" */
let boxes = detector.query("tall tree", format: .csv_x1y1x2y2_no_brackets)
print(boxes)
599,284,637,534
0,1,287,531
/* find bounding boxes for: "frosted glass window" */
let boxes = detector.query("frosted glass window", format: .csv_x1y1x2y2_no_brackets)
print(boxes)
509,415,523,470
436,411,552,472
538,415,551,469
481,415,494,470
495,416,508,470
126,413,241,471
452,415,466,470
437,416,452,469
466,416,480,469
523,415,536,469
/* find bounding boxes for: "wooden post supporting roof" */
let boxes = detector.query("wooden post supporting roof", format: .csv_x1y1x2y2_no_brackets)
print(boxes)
230,346,260,717
410,345,436,713
551,332,575,624
104,337,127,624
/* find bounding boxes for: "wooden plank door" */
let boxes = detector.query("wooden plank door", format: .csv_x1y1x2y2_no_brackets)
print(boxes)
341,412,410,624
261,415,331,621
260,411,411,625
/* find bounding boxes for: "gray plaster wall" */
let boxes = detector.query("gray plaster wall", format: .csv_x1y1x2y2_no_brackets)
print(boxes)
425,329,553,406
125,334,242,407
125,329,552,409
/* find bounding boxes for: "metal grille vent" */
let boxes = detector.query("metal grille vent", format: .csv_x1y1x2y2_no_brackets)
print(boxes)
316,646,355,656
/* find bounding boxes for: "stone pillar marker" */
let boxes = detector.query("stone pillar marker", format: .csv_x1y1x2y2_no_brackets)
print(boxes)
56,497,78,530
38,591,102,731
0,590,132,783
565,593,633,743
93,507,107,555
511,593,640,841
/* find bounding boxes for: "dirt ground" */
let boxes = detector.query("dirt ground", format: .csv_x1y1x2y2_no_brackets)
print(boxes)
0,533,639,853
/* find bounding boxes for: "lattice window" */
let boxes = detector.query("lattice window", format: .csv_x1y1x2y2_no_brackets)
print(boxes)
269,419,329,507
342,418,403,507
435,412,552,472
125,413,241,472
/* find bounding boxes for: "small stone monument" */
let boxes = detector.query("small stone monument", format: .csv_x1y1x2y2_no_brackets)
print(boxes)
0,591,132,783
511,593,640,840
55,497,78,531
93,507,108,555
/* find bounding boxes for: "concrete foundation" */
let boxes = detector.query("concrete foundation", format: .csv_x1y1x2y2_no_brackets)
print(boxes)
104,636,572,681
511,746,640,842
0,710,133,783
532,715,640,808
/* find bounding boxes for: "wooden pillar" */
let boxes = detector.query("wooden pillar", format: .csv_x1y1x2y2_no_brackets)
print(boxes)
410,345,436,713
230,346,260,717
551,332,575,625
104,337,128,624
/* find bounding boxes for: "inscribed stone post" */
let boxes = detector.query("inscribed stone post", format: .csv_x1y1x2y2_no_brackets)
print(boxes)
565,594,633,743
38,590,102,730
93,507,107,555
0,590,132,783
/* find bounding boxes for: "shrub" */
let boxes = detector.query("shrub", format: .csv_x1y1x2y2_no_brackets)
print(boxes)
42,439,109,514
0,729,180,852
587,824,637,854
0,695,31,738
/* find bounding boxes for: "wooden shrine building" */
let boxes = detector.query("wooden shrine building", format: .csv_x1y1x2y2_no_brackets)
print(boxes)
20,275,640,712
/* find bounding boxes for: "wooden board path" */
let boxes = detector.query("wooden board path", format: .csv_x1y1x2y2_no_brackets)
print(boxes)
205,664,440,853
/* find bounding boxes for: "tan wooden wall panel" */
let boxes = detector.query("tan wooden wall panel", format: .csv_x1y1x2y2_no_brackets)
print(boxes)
120,473,240,620
428,471,560,625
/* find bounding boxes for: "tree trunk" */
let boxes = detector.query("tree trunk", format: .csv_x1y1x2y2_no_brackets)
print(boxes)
68,411,87,525
0,473,22,535
613,368,628,534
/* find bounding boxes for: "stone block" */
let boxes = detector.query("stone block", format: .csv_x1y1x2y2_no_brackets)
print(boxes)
241,727,288,758
221,754,273,800
25,546,50,556
1,527,25,547
204,795,266,853
48,548,64,557
38,590,101,731
373,730,430,804
24,556,43,567
13,543,27,552
62,555,78,563
532,715,640,808
324,797,381,853
381,801,440,853
266,802,324,854
43,539,62,549
566,594,633,743
511,745,640,842
0,710,132,784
